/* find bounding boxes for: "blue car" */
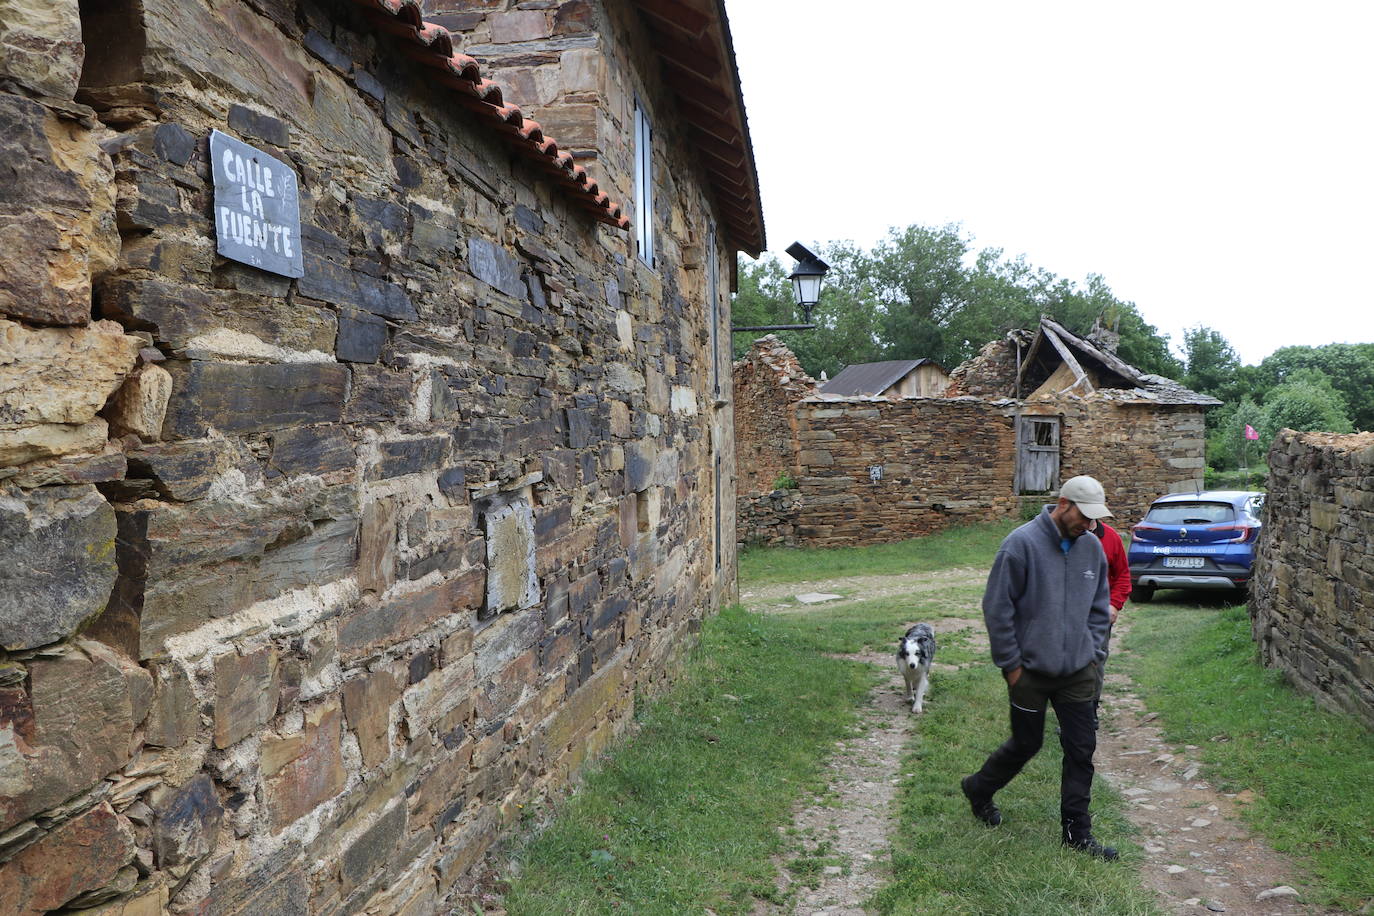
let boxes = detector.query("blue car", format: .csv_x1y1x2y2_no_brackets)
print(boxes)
1127,490,1265,602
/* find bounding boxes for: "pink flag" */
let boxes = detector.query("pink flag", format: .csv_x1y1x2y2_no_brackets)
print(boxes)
1244,424,1259,440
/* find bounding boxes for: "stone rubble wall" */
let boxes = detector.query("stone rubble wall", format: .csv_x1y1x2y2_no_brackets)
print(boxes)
0,1,737,913
732,335,817,499
735,385,1208,547
785,397,1021,547
1250,430,1374,729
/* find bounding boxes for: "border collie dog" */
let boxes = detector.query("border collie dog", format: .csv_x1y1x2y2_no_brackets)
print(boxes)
897,623,937,714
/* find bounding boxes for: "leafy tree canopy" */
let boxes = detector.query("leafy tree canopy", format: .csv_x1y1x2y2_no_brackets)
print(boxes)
731,223,1180,379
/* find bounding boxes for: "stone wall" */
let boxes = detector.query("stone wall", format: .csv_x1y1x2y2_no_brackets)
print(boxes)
786,397,1021,547
1050,398,1208,525
0,1,738,912
1250,430,1374,729
732,335,817,498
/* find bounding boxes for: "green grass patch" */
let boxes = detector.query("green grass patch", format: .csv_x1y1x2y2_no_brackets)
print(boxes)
874,664,1158,916
739,521,1017,587
1121,601,1374,909
499,605,874,915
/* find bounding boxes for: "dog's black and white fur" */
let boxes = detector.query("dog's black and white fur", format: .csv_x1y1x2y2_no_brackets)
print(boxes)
896,623,937,714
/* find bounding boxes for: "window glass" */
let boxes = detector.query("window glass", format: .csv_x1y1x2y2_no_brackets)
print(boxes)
634,101,654,267
1145,502,1236,524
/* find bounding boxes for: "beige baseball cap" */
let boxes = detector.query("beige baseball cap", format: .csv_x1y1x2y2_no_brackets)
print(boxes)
1059,475,1112,518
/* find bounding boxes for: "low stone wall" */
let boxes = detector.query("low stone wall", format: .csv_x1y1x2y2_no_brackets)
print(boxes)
1251,430,1374,729
789,397,1021,547
736,487,803,548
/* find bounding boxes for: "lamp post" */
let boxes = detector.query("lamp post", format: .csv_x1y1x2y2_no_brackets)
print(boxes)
730,241,830,332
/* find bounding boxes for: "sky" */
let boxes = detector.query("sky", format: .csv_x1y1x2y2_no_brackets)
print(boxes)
722,0,1374,367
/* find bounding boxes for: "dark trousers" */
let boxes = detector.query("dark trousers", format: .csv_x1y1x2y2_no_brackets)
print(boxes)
966,662,1099,835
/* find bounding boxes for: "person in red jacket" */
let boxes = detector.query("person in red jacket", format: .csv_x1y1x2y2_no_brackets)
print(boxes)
1091,518,1131,725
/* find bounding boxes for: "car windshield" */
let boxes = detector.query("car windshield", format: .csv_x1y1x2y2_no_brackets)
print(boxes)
1145,502,1236,525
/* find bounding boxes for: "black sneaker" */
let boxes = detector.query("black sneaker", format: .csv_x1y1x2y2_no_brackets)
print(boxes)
960,775,1002,827
1062,833,1119,861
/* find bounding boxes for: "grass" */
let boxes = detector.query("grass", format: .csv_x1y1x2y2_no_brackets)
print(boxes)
1121,599,1374,910
499,605,874,915
739,521,1018,587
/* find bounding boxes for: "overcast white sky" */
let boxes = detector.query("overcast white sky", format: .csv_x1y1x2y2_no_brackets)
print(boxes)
723,0,1374,366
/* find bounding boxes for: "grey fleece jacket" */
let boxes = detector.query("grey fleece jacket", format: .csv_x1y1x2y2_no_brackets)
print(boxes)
983,506,1112,677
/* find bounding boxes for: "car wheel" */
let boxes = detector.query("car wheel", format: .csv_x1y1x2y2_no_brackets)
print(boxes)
1132,585,1154,603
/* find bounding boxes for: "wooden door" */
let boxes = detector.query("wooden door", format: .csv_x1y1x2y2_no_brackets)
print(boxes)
1015,416,1060,494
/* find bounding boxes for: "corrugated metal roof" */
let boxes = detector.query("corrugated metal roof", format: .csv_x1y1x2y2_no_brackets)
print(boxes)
819,359,937,397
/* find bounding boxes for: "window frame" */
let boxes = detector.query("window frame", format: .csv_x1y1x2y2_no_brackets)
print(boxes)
633,98,655,268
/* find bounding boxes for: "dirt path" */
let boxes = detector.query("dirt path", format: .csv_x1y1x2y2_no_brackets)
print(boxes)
1099,615,1342,916
746,572,1339,916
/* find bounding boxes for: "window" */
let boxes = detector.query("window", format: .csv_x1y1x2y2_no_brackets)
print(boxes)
633,100,654,267
708,223,720,397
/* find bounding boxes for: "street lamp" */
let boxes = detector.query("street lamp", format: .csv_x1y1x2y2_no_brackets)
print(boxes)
730,241,831,332
786,241,829,326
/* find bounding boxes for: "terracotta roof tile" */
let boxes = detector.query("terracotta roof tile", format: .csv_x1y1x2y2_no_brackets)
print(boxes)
348,0,629,230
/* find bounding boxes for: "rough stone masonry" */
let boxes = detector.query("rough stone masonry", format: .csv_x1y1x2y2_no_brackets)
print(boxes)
0,0,742,912
1251,430,1374,729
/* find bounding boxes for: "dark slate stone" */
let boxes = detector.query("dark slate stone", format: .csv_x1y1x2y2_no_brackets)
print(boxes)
346,366,412,423
297,254,418,321
452,418,503,461
534,504,571,545
502,420,556,453
427,11,484,31
410,217,457,255
591,592,633,638
127,440,239,501
437,467,466,497
565,408,594,449
514,204,544,234
300,223,349,259
467,238,526,299
406,543,463,580
604,276,620,308
336,308,387,363
624,442,653,492
369,436,449,480
162,361,349,438
269,426,354,478
441,724,466,750
227,104,290,148
507,330,537,358
430,371,459,421
153,123,197,165
354,69,385,102
341,803,406,892
352,195,408,235
394,153,421,188
0,485,116,651
527,274,547,309
303,28,352,73
408,651,435,685
153,774,223,869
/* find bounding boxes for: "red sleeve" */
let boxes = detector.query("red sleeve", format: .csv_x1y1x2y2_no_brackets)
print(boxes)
1100,522,1131,610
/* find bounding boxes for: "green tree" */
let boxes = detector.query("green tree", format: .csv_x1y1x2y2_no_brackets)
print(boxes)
1182,325,1241,402
1206,397,1265,470
1259,369,1354,444
1254,343,1374,431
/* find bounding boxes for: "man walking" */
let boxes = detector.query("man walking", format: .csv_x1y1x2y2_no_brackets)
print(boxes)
960,475,1117,859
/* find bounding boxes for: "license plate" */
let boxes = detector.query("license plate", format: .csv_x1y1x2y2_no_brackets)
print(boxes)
1163,557,1204,569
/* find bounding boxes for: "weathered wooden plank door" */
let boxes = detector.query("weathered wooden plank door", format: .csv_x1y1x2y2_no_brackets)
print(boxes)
1015,416,1060,494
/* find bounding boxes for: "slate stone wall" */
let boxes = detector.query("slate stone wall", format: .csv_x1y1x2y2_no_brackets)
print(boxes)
1251,430,1374,729
0,0,737,912
1049,398,1208,525
783,398,1021,547
732,336,816,498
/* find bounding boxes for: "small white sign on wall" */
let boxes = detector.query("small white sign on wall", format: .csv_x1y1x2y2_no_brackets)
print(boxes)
210,129,303,278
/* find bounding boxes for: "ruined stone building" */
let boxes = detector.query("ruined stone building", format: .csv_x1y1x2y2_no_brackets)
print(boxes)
735,320,1219,548
0,0,762,912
